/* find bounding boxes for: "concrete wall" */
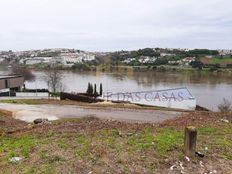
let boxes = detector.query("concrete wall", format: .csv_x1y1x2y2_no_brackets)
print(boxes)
16,92,49,97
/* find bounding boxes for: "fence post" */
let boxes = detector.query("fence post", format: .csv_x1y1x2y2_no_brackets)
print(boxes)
184,126,197,157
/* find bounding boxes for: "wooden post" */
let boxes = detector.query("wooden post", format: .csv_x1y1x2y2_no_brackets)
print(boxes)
184,126,197,157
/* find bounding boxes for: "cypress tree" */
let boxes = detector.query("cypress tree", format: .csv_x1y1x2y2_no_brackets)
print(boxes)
90,83,93,95
86,82,90,94
100,83,103,96
86,82,93,95
94,83,97,97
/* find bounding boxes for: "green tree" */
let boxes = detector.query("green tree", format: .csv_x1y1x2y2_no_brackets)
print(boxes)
190,61,204,70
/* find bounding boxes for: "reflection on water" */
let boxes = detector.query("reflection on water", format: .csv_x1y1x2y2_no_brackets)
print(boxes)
1,66,232,111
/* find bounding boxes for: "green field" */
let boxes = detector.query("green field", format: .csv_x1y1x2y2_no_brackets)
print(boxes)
212,57,232,64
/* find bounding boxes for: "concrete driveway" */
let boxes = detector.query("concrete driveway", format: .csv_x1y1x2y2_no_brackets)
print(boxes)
0,103,182,123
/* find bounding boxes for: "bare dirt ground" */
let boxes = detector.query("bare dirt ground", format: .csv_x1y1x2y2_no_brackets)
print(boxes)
0,110,232,174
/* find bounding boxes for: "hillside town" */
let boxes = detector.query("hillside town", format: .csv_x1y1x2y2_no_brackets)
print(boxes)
0,49,95,67
0,48,232,70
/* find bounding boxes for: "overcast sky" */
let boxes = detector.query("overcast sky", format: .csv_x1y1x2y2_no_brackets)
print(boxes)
0,0,231,51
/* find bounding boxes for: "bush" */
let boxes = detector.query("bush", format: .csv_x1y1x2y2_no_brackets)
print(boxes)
60,92,103,103
190,61,204,69
218,98,232,112
72,63,90,71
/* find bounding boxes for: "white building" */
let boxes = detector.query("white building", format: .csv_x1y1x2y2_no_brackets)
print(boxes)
168,57,195,66
61,52,95,66
123,58,136,64
21,57,53,65
181,57,195,66
138,56,157,64
160,53,176,57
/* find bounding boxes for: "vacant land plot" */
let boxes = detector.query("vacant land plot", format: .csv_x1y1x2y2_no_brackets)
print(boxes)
0,111,232,173
200,57,232,66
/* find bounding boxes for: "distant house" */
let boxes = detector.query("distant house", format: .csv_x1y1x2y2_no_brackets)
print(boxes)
168,60,182,65
123,58,136,64
160,53,176,57
138,56,157,64
181,57,195,66
218,49,232,56
0,75,24,92
168,57,195,66
61,52,95,67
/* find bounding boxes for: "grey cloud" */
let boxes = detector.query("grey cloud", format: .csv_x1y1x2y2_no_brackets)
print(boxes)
0,0,231,51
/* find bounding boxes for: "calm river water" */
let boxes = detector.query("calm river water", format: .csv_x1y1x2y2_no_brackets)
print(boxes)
1,67,232,111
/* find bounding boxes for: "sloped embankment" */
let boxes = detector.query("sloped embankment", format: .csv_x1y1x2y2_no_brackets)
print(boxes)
0,111,231,173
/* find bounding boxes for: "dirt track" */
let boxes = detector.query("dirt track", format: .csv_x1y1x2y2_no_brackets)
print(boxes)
0,103,181,123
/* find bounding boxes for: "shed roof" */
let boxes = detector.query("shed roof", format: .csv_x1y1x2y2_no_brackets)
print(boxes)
0,75,23,80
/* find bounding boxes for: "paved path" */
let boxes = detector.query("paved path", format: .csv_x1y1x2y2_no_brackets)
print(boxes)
0,103,182,123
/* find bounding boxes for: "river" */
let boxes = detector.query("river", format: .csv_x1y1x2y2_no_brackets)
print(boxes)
1,66,232,111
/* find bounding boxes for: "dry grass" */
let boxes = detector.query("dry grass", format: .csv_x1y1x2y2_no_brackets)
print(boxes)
0,112,231,173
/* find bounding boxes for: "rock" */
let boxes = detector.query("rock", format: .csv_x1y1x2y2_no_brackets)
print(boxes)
170,165,177,170
220,119,229,123
25,123,34,129
141,155,146,159
33,118,49,124
195,151,205,158
184,156,190,162
179,161,184,170
9,157,23,163
34,118,44,124
199,161,204,168
126,132,134,136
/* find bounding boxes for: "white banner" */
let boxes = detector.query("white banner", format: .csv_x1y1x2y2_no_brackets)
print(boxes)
101,87,196,111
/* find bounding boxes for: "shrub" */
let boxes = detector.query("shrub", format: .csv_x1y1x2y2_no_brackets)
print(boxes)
218,98,232,112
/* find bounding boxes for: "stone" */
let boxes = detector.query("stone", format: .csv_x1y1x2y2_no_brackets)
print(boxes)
220,119,229,123
195,151,205,158
33,118,49,124
25,123,34,129
9,157,23,163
